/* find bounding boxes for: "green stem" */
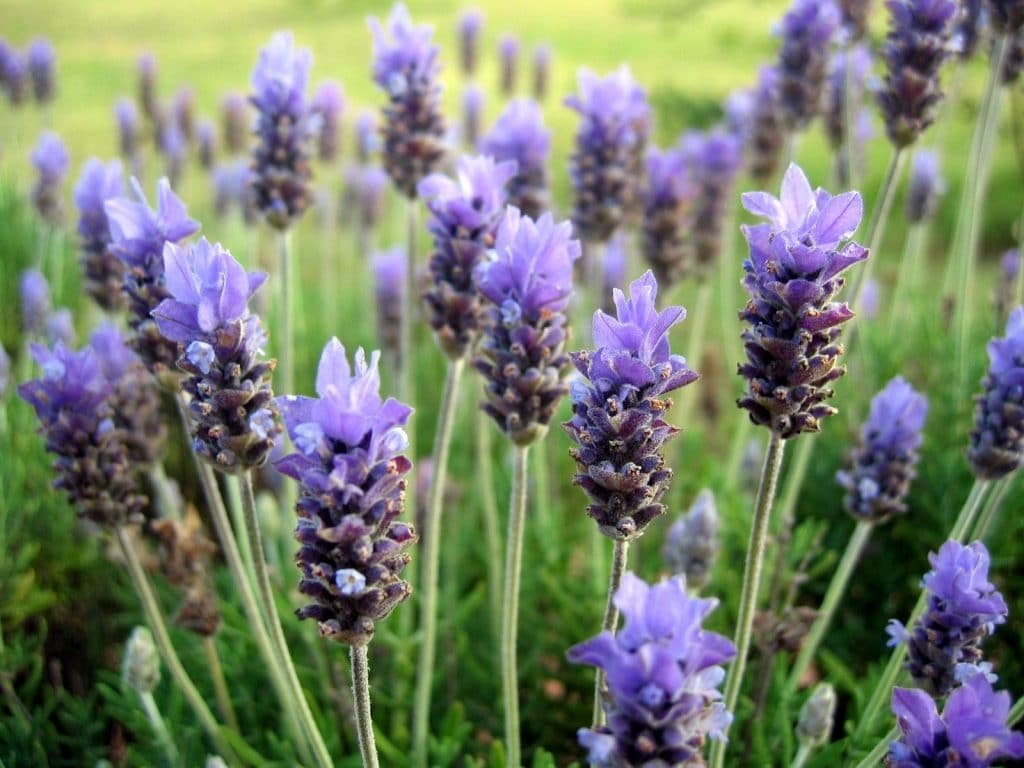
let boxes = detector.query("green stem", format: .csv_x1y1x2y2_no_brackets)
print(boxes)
115,527,235,761
853,726,897,768
204,635,240,733
225,474,257,590
412,356,466,767
675,280,712,430
970,474,1013,542
145,462,179,521
889,223,927,337
592,538,629,728
847,148,907,308
240,471,334,768
351,644,381,768
533,436,554,563
791,743,812,768
278,230,295,400
476,407,504,647
787,520,873,693
710,431,787,768
139,690,179,766
1009,694,1023,726
502,445,530,768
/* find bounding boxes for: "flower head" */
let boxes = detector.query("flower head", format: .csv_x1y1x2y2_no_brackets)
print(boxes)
458,8,484,76
968,307,1024,478
663,489,720,590
461,84,484,147
776,0,842,131
26,38,55,104
312,80,345,163
220,91,249,155
20,268,52,338
499,34,520,96
682,129,744,277
372,247,406,359
745,65,786,183
75,158,127,312
480,98,552,219
31,131,70,224
641,145,695,289
905,149,945,223
115,98,140,161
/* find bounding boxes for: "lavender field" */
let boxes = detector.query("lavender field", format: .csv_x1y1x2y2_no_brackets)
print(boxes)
2,0,1024,766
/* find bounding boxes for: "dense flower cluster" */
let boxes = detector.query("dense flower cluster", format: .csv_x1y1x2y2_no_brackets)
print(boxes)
311,80,345,163
565,272,698,540
26,38,55,104
31,131,69,224
372,247,405,360
20,268,51,338
663,489,719,591
904,149,945,223
641,145,694,289
462,85,484,147
746,65,786,183
221,91,249,155
479,98,552,219
968,307,1024,478
75,158,127,312
458,9,483,77
777,0,841,131
499,34,520,96
683,129,744,277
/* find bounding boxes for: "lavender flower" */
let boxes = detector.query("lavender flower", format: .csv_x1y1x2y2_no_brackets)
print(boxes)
888,540,1007,696
137,53,160,126
368,3,447,198
682,129,744,278
905,149,945,223
2,47,28,106
46,309,75,347
861,277,880,319
968,306,1024,478
196,120,216,170
565,271,698,539
797,683,836,749
0,344,9,398
462,84,484,148
499,34,520,96
75,158,127,312
836,376,928,523
275,339,416,645
997,250,1020,318
26,38,55,104
312,80,345,163
159,121,186,190
825,44,873,183
641,145,695,289
475,206,579,445
601,231,628,314
889,675,1024,766
105,177,201,375
532,43,552,101
663,489,720,591
419,155,516,360
115,99,140,163
479,98,552,218
153,238,278,471
355,109,379,163
356,165,389,233
988,0,1024,34
31,131,70,224
250,31,314,230
173,86,196,141
737,163,868,438
372,248,406,359
212,160,254,220
458,9,484,77
839,0,875,39
777,0,841,131
746,65,786,183
956,0,987,59
566,66,651,244
20,268,52,338
567,572,736,766
877,0,959,148
221,91,249,155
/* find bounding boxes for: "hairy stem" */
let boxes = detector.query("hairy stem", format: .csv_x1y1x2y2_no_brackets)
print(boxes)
502,445,530,768
592,538,630,728
971,473,1014,542
476,407,504,646
203,635,240,733
139,690,178,766
351,645,381,768
853,726,897,768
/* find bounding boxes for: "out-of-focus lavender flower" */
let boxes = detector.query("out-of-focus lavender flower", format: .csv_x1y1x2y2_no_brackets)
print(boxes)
532,43,552,101
601,231,628,314
663,489,720,590
31,131,70,224
641,145,694,289
1002,249,1020,281
475,207,578,445
566,66,651,244
565,271,698,539
480,98,551,218
0,344,9,398
567,572,736,766
889,675,1024,767
115,98,141,163
462,84,484,148
20,268,52,338
172,86,196,141
212,160,255,221
419,154,516,359
839,0,874,39
221,91,249,155
2,47,28,106
968,306,1024,478
860,276,880,319
888,540,1007,696
27,38,55,104
357,165,389,233
105,177,200,375
250,32,314,230
196,119,216,170
372,247,406,359
368,3,447,198
159,121,186,190
153,238,278,471
499,34,520,96
777,0,841,132
997,249,1021,319
312,80,345,164
745,65,785,183
458,9,484,77
355,109,379,163
836,377,928,523
682,129,744,278
825,44,873,184
737,164,868,438
989,0,1024,34
46,309,75,347
724,87,755,140
904,149,945,223
956,0,987,59
877,0,959,147
138,53,160,125
797,683,836,749
275,338,416,645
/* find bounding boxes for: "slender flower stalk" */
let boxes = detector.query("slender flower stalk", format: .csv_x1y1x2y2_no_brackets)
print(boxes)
502,444,530,768
351,645,381,768
123,626,178,766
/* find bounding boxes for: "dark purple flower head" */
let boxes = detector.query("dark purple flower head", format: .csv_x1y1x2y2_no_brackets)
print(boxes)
2,46,28,106
837,376,928,523
75,158,126,312
988,0,1024,34
312,80,345,163
737,163,868,438
888,540,1008,697
565,271,698,540
458,8,484,76
777,0,842,131
968,307,1024,478
355,109,379,163
663,489,720,590
745,65,786,183
372,247,406,359
196,119,216,170
825,43,874,152
905,149,945,223
475,207,579,445
221,91,249,155
137,52,159,124
889,672,1024,766
955,0,987,59
27,38,55,104
681,129,744,277
480,98,552,219
641,145,695,289
566,66,652,243
568,572,736,766
878,0,959,147
499,34,520,96
839,0,875,40
31,131,70,224
115,98,140,161
532,43,552,101
369,3,439,97
275,339,415,645
20,268,52,338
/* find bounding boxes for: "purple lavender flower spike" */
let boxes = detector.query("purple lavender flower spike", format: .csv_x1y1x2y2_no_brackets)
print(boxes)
250,31,314,230
31,131,70,224
888,540,1007,696
566,66,652,244
601,231,628,314
26,38,55,104
836,376,928,523
746,65,786,183
419,154,516,359
997,250,1020,317
737,163,868,438
355,109,379,163
153,238,278,471
956,0,987,59
663,489,720,591
115,99,140,163
372,247,406,360
682,129,744,278
0,343,9,398
905,149,945,223
46,309,75,347
565,271,698,539
825,44,873,184
839,0,875,40
105,177,201,376
137,53,160,126
777,0,841,132
568,572,736,766
312,80,345,164
159,121,186,190
20,268,52,338
889,675,1024,767
968,306,1024,478
212,160,253,220
461,84,484,148
221,91,249,155
75,158,127,312
173,86,196,142
480,98,552,219
532,43,552,101
458,8,484,77
1001,31,1024,83
989,0,1024,34
2,48,28,106
641,145,695,290
499,34,520,96
357,165,389,233
0,40,14,103
196,119,216,170
368,3,447,198
877,0,959,148
861,277,880,319
275,338,416,645
475,206,579,445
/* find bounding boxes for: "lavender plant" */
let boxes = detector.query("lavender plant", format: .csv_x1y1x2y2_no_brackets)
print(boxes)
371,247,405,363
311,80,345,165
74,158,126,312
641,145,694,290
532,44,552,101
20,268,52,339
499,34,520,97
682,129,744,280
221,91,249,155
663,489,720,592
26,38,55,105
479,98,552,219
776,0,841,132
968,307,1024,479
31,131,69,225
458,9,484,78
461,84,484,148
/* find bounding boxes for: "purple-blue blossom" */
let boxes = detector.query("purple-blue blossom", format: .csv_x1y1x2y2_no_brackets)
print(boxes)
532,43,552,101
20,268,52,338
355,109,379,163
745,65,786,182
601,231,628,314
312,80,345,163
461,84,484,148
46,309,75,348
458,8,483,76
75,158,126,312
115,99,140,162
197,119,216,170
641,145,694,289
663,489,720,590
26,38,55,104
905,149,945,223
479,98,551,219
221,91,249,155
682,129,744,276
777,0,841,131
968,307,1024,478
499,34,520,96
31,131,70,224
372,247,406,360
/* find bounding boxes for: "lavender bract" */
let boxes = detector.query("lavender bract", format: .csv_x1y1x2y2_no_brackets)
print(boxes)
968,307,1024,478
663,489,720,591
641,145,695,289
836,376,928,523
479,98,552,219
312,80,345,163
565,271,698,539
777,0,841,132
905,149,945,223
682,129,744,278
26,38,55,104
31,131,70,224
275,339,416,646
737,163,868,438
568,572,736,767
75,158,127,312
